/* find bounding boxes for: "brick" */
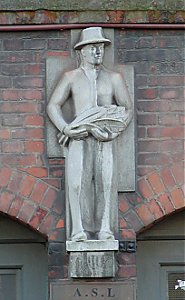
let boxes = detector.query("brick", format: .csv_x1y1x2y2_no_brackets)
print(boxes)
119,218,127,229
42,179,61,189
1,63,23,76
2,141,23,153
13,77,43,88
19,175,37,197
137,166,154,177
3,39,24,50
41,188,57,209
138,100,171,112
137,88,158,100
160,89,179,99
158,193,175,214
2,115,23,127
138,140,160,152
47,51,70,57
138,153,171,166
171,163,184,186
8,171,23,193
38,213,53,235
0,76,12,88
147,127,161,138
170,101,184,112
1,154,36,166
120,229,136,240
0,191,15,212
158,115,180,126
49,166,63,178
2,89,43,101
119,197,130,213
0,102,41,114
171,188,185,209
136,204,155,226
117,264,136,279
22,167,48,178
124,210,144,232
30,181,48,204
160,167,176,191
160,140,183,152
18,201,35,223
180,115,185,125
24,39,47,49
12,128,44,139
48,159,65,165
158,76,184,86
117,265,136,279
48,39,69,50
25,115,44,126
29,207,48,229
56,219,65,229
0,129,11,139
148,199,164,220
160,127,184,138
137,114,157,125
24,141,44,153
138,178,154,199
147,172,166,195
117,252,136,266
137,126,147,139
0,167,12,188
24,64,44,75
8,196,23,217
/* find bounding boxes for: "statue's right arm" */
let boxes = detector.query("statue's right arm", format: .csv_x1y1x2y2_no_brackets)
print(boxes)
47,73,70,133
47,73,88,140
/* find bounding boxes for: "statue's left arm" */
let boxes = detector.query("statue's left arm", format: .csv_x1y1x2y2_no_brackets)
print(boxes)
112,72,133,128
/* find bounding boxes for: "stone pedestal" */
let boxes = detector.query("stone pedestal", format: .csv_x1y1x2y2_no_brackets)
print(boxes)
66,240,119,278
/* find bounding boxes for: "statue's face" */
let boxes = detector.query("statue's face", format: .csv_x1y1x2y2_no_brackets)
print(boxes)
81,43,104,65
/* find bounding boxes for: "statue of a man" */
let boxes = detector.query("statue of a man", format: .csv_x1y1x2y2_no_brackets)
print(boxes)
47,27,133,242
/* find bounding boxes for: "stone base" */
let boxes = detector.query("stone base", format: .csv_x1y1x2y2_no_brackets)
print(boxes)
66,239,119,252
69,251,116,278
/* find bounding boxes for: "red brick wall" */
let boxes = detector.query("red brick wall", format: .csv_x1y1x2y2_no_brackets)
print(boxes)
0,29,184,280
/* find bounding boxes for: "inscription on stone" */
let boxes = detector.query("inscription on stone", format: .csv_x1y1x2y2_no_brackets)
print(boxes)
50,282,136,300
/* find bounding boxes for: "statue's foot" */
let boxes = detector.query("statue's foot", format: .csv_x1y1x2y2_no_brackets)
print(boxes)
71,231,87,242
98,231,115,240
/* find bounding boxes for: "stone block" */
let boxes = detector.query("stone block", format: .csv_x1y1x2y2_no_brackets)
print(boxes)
69,251,116,278
50,281,136,300
66,240,119,252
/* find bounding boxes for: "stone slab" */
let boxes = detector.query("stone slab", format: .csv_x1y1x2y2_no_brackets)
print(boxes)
69,251,116,278
66,240,119,252
50,281,136,300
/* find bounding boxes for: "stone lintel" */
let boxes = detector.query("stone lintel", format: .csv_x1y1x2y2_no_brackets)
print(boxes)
66,240,119,252
69,251,116,278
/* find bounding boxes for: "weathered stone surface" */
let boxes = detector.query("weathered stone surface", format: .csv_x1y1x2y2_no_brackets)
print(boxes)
1,0,184,11
66,240,119,252
50,281,136,300
69,251,116,277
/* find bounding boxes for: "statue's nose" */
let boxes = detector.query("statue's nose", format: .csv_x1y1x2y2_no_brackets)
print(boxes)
96,48,101,55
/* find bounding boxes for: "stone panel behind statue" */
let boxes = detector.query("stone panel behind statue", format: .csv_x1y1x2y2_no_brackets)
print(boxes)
47,27,135,242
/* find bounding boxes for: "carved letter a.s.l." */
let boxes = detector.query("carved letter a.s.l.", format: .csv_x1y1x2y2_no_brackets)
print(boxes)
73,288,82,297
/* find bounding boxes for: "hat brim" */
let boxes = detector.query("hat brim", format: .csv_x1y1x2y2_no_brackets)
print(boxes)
74,38,111,50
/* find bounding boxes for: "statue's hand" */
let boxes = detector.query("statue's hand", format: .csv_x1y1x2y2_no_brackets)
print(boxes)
90,127,119,142
63,125,88,140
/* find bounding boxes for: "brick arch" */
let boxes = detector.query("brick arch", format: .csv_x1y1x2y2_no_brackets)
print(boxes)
0,166,64,240
119,161,184,239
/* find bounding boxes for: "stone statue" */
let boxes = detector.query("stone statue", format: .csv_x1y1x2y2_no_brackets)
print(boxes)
47,27,133,242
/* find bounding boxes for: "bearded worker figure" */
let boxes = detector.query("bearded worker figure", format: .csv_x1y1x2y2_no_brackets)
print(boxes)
47,27,133,242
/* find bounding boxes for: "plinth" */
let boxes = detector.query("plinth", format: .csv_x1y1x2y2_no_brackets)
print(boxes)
66,240,119,278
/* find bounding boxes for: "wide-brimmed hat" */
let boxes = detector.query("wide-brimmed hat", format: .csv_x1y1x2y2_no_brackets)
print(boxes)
74,27,111,50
